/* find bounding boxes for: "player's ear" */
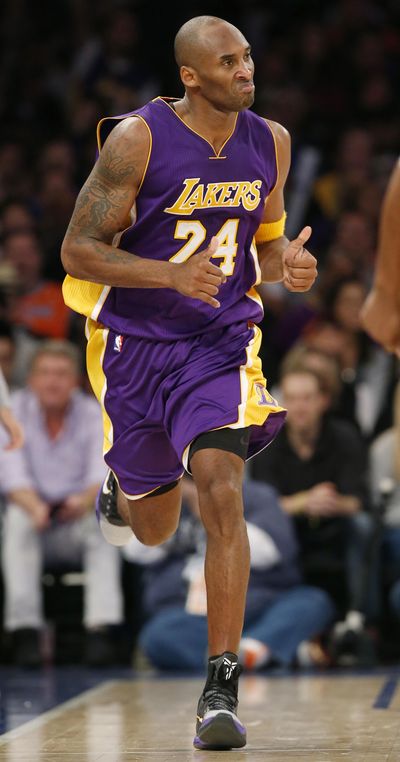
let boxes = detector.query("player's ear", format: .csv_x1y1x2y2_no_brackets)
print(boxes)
180,65,199,89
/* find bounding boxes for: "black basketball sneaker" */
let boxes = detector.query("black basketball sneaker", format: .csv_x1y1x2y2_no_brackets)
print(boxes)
194,651,246,750
96,469,132,546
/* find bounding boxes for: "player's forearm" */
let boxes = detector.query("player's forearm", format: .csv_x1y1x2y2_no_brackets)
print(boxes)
257,236,289,283
61,237,175,289
372,162,400,297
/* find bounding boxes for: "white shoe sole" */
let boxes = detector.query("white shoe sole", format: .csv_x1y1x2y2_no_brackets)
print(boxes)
99,516,133,547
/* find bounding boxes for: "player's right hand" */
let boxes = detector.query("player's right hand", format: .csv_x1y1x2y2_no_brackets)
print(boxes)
170,236,226,308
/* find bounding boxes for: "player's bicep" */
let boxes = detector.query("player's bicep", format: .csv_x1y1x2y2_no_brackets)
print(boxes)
261,184,285,224
64,118,149,246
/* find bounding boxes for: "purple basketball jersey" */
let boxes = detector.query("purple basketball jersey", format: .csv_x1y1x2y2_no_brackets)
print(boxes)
92,97,278,340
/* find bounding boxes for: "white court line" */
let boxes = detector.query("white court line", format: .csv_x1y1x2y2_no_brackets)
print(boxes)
0,679,121,745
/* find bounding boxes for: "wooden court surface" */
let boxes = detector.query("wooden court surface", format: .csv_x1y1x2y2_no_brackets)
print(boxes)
1,674,400,761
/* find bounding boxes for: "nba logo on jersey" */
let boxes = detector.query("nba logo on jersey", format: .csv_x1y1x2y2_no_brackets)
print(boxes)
113,334,124,352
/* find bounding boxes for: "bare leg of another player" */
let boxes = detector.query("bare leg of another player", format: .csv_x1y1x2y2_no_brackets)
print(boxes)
361,159,400,354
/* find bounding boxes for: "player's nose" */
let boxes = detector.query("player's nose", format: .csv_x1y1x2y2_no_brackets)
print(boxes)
236,62,253,80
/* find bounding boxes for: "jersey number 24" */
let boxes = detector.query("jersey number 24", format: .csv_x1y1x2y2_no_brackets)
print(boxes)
169,219,239,276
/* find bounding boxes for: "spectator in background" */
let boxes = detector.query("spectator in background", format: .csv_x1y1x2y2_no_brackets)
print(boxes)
70,7,159,116
2,230,71,340
124,477,335,672
35,168,77,281
0,143,30,204
320,211,376,290
0,199,37,238
0,314,39,389
277,345,342,414
0,340,123,667
313,129,374,224
302,277,396,440
252,367,374,622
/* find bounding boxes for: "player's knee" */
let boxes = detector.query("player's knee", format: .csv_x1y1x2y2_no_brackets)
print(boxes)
133,520,179,547
199,476,244,537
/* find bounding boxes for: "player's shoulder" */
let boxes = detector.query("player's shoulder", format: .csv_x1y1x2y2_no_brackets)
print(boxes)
262,118,290,148
100,113,150,152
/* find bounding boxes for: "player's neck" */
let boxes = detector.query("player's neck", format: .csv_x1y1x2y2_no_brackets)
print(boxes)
174,95,237,153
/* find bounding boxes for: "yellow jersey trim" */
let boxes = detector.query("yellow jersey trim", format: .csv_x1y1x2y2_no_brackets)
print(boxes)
157,96,238,159
264,118,280,196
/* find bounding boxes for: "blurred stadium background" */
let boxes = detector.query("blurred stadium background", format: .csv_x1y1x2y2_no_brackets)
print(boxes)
0,0,399,675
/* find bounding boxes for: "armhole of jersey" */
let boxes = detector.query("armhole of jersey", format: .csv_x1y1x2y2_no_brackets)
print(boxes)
263,118,280,197
133,115,153,195
95,114,153,197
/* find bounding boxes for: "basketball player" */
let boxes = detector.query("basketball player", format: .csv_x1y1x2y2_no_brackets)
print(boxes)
61,16,317,750
361,159,400,355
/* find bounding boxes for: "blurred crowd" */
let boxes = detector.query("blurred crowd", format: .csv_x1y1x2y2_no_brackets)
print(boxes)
0,0,399,669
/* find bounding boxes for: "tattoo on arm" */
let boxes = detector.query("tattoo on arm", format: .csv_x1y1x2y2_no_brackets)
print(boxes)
64,121,146,262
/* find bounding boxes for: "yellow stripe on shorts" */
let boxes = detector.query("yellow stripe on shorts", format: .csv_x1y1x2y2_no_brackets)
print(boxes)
232,324,285,428
85,318,113,454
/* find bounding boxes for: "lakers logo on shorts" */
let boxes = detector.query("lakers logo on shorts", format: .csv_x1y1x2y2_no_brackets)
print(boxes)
255,383,278,407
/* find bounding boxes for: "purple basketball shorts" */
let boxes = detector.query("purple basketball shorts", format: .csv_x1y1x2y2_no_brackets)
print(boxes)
86,318,286,499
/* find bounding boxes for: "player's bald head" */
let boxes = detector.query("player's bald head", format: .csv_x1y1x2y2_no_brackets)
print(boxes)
174,16,242,69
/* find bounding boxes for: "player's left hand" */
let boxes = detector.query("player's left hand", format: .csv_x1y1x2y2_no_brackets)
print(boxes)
282,226,317,292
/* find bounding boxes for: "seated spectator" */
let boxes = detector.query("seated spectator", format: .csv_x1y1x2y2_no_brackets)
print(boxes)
302,278,397,440
2,230,71,340
0,340,123,666
323,277,396,439
0,199,37,238
252,367,375,622
319,210,376,293
123,477,335,671
274,345,342,416
0,317,39,388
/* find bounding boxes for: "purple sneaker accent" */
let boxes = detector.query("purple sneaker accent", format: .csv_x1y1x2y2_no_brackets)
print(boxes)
193,736,207,750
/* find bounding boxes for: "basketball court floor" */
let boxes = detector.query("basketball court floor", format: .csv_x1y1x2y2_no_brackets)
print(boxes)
1,667,400,760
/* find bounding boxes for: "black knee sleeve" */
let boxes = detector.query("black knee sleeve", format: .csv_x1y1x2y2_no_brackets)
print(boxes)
144,479,179,499
189,427,250,467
